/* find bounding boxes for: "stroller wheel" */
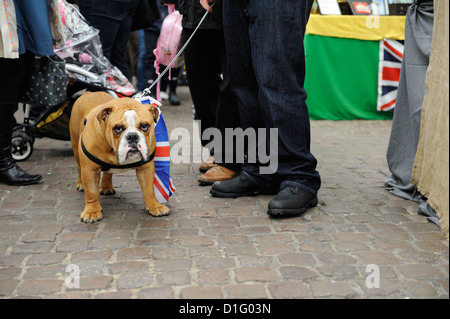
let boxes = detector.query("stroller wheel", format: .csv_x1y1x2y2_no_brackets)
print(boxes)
12,126,35,145
11,133,34,161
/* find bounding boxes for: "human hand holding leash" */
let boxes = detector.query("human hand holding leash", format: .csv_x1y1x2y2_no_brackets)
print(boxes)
200,0,215,12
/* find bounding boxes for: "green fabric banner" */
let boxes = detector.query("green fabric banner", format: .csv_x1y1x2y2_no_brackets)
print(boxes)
305,34,393,120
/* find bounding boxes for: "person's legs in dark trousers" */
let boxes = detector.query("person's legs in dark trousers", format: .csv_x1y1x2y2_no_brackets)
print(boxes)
208,30,241,173
248,0,320,194
213,0,320,216
127,30,139,86
79,0,138,81
110,14,135,81
184,29,222,147
168,69,181,106
219,0,270,185
137,30,148,92
143,27,159,86
197,29,241,184
0,53,42,186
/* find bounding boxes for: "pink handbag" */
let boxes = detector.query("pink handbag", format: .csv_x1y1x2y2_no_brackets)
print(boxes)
153,4,184,100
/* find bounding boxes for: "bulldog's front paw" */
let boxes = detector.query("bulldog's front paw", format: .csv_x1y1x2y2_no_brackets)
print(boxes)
80,209,103,223
100,186,115,195
147,204,170,217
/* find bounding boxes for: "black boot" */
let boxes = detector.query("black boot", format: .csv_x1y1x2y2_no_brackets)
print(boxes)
168,78,180,106
267,185,318,218
210,174,278,198
0,141,42,186
0,108,42,186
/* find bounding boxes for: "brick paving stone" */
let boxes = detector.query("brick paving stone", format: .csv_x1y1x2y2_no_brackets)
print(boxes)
50,292,92,299
278,252,316,266
0,266,21,279
188,246,222,258
180,286,223,299
316,253,357,265
179,235,214,247
280,266,318,281
24,264,66,279
116,272,153,290
27,253,67,266
356,251,402,265
18,279,63,296
152,246,187,259
78,276,113,290
234,267,279,283
56,239,91,252
397,281,439,298
0,86,448,300
71,250,113,263
94,291,132,299
310,280,358,298
218,234,249,246
238,255,274,267
224,245,258,257
156,270,191,285
198,268,230,285
268,282,311,298
225,284,268,299
259,242,297,255
12,242,55,254
317,265,359,278
109,261,150,274
90,238,131,250
117,247,151,260
137,287,175,299
396,264,445,279
0,279,20,296
75,260,106,276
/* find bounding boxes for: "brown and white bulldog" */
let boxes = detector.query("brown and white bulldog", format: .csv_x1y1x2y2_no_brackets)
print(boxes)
69,91,170,223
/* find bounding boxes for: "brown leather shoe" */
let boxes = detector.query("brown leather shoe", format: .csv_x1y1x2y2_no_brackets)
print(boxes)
198,165,238,185
199,156,215,173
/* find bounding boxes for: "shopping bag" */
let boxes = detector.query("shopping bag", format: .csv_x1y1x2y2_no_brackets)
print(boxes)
21,55,68,107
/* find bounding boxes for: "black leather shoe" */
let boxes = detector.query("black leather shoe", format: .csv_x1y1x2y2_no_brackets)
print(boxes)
0,164,42,186
210,174,278,198
267,185,318,218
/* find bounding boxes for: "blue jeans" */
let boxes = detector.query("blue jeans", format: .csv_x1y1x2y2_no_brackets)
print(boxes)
79,0,140,80
223,0,321,195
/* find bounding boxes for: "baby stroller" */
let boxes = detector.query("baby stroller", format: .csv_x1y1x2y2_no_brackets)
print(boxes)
12,0,136,161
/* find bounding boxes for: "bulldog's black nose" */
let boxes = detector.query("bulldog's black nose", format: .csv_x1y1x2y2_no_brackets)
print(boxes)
126,132,140,147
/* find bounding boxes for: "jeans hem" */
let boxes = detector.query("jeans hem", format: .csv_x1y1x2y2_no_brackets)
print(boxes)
241,170,267,188
280,181,318,196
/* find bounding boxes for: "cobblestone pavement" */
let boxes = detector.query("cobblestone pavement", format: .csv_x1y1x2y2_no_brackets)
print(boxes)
1,86,448,299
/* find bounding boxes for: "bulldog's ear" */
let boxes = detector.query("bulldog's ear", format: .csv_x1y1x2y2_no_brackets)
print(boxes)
97,106,114,123
149,104,160,123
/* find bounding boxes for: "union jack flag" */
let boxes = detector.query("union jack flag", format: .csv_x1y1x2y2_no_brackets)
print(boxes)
136,96,176,203
377,39,404,111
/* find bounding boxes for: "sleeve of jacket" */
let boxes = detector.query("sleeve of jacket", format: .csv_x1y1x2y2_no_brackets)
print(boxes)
0,0,20,58
48,0,66,47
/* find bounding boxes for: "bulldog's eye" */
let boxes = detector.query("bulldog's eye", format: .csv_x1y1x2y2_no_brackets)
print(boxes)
140,123,150,132
113,125,124,135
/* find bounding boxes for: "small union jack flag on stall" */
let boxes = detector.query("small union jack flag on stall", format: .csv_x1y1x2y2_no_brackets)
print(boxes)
377,39,404,111
136,96,175,203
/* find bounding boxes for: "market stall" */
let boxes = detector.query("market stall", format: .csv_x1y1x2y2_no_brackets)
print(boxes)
305,14,406,120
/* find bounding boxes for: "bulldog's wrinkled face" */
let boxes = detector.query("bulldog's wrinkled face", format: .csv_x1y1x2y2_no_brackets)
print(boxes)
116,109,150,164
97,99,159,165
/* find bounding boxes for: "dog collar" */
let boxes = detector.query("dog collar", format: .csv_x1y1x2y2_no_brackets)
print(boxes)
81,135,155,172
